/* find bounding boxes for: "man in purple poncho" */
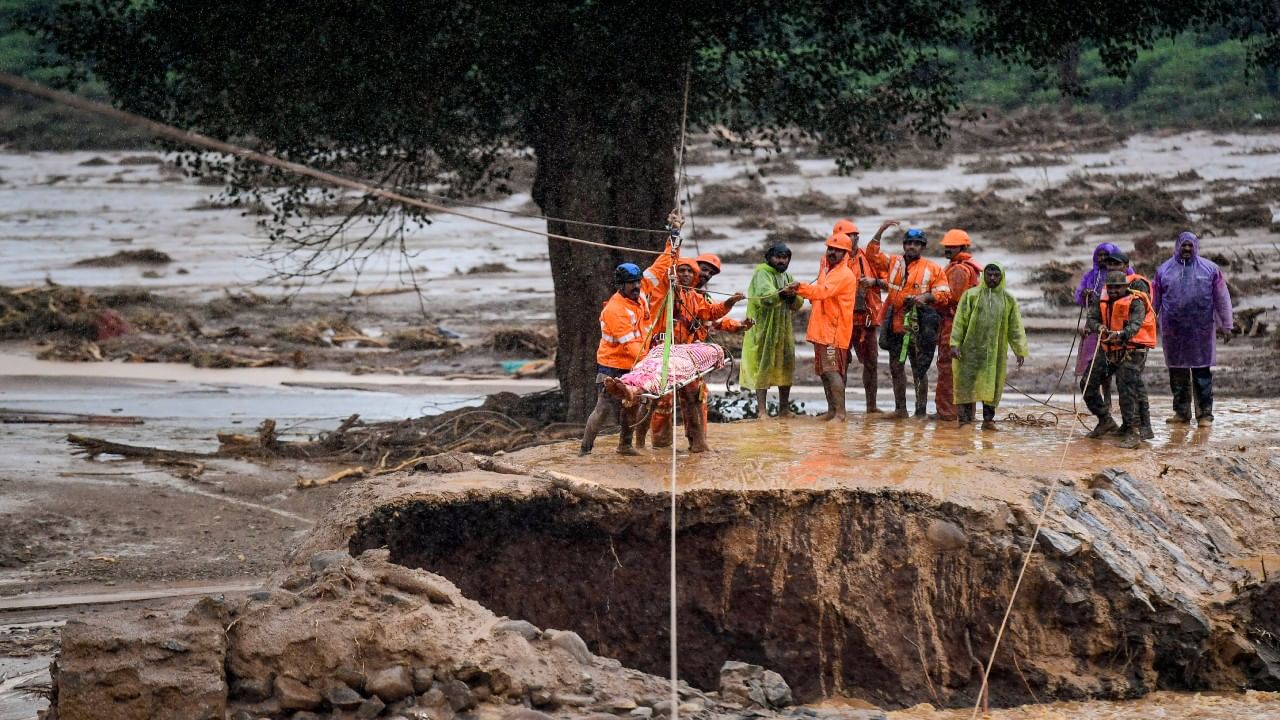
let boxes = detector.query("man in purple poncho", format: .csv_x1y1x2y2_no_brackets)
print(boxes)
1152,231,1233,427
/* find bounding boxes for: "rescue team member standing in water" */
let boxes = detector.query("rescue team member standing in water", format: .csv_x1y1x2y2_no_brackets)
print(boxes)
579,213,681,456
934,229,983,422
740,243,803,419
1152,231,1233,428
865,227,951,418
782,233,859,421
825,218,894,414
1083,270,1156,450
638,258,745,451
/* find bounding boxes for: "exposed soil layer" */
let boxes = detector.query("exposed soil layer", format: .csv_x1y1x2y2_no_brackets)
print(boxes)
347,475,1280,709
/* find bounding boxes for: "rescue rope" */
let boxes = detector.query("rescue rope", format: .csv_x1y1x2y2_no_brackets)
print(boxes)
412,191,669,235
662,265,681,720
971,335,1102,719
0,72,666,257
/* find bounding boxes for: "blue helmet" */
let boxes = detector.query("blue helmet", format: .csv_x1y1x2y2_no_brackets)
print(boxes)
614,262,642,284
903,228,927,245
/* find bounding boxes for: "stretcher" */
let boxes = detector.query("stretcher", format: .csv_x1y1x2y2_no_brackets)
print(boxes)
603,343,726,405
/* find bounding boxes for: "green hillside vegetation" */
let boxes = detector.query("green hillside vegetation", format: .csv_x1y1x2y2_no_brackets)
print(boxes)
0,0,150,149
0,3,1276,150
959,34,1280,128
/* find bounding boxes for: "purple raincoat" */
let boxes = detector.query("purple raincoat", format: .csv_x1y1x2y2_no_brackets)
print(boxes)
1151,232,1233,368
1074,242,1133,375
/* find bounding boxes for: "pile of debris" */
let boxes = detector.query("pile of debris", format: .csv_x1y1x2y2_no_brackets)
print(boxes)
941,190,1061,252
1029,260,1085,307
66,389,579,485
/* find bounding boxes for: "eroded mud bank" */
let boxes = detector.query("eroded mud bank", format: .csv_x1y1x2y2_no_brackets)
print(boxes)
43,446,1280,719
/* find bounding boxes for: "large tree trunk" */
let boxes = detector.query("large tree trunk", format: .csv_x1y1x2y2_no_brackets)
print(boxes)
531,87,682,422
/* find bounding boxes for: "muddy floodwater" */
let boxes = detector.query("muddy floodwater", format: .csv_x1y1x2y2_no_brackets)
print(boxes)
2,135,1279,719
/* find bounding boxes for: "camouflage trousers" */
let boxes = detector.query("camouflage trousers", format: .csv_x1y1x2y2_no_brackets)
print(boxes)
1083,348,1149,432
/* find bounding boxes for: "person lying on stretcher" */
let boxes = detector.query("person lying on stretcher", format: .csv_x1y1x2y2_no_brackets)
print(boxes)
602,343,726,454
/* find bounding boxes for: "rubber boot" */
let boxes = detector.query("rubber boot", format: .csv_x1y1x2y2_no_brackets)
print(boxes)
891,369,908,418
820,376,837,421
863,368,881,414
1087,415,1119,439
913,372,929,418
685,403,710,453
634,409,649,448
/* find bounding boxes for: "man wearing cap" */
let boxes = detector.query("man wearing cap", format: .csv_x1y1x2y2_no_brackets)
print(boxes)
864,226,951,418
1099,249,1154,439
1083,270,1156,449
580,214,682,455
934,229,984,422
1152,231,1233,427
783,233,859,421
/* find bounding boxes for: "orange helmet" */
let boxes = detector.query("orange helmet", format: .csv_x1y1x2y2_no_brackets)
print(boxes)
833,218,859,236
695,253,722,273
941,229,972,248
825,233,854,252
677,258,700,274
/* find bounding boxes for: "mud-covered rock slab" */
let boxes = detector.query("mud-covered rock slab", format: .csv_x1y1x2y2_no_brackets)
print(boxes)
50,597,230,720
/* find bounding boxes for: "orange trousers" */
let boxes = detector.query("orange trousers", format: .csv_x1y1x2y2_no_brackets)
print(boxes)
935,316,957,420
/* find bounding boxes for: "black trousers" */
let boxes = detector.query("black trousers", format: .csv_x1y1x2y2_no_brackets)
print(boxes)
957,403,996,423
1084,349,1148,432
1169,367,1213,421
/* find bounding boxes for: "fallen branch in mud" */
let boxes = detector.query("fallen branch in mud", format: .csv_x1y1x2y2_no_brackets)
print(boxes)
472,455,624,501
69,390,581,482
67,433,211,462
67,433,209,478
1,409,144,425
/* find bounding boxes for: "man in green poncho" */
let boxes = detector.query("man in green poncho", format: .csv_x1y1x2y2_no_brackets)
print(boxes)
948,263,1029,429
740,243,804,418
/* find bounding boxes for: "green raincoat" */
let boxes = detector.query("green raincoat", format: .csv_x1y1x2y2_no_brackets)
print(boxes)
949,263,1028,406
739,263,803,390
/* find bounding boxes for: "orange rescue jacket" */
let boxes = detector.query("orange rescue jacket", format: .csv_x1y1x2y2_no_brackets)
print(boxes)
797,262,857,349
942,253,983,319
653,287,732,345
596,241,676,369
820,246,884,322
1101,293,1156,349
863,240,951,333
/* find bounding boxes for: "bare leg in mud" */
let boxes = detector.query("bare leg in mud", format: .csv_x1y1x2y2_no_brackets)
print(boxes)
754,386,793,419
822,372,847,421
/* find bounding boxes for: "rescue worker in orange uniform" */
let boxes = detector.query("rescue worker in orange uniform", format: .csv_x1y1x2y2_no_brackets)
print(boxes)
640,257,745,452
694,253,754,338
864,226,951,418
579,215,681,456
822,219,892,413
1083,270,1156,449
934,229,984,421
783,233,859,421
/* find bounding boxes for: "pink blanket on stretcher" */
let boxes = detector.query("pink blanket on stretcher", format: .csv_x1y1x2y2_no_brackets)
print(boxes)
621,343,725,395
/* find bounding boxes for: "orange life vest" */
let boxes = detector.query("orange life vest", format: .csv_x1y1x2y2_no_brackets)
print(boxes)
1101,292,1156,349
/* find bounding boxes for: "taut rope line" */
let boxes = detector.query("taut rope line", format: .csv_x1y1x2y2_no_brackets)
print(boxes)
0,72,664,257
970,335,1102,718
